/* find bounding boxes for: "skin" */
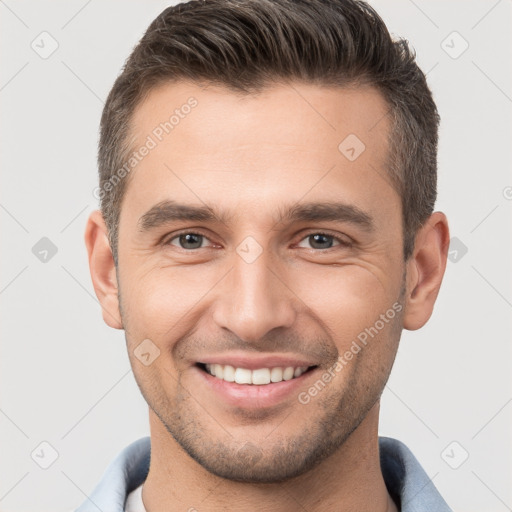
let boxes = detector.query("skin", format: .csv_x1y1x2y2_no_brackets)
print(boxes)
85,81,449,512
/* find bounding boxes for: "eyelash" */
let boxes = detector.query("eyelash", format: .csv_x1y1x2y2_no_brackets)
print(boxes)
163,230,352,251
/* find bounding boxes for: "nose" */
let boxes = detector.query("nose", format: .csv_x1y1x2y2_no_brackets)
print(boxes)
212,244,297,343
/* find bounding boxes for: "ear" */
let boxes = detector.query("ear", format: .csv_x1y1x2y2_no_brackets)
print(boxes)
84,210,123,329
403,212,450,331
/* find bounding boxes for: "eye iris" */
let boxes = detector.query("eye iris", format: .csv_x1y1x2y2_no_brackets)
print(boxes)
310,234,333,249
180,233,203,249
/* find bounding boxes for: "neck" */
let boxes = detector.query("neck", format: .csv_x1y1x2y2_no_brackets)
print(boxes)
141,402,397,512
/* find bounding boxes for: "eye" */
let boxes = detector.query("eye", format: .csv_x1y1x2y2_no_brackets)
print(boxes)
296,232,350,250
167,232,212,250
164,231,350,251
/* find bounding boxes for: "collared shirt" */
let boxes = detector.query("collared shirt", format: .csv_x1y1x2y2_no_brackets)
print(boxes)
74,436,453,512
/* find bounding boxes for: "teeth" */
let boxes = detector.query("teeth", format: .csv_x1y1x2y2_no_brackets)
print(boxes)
270,367,283,382
204,364,309,385
214,364,223,379
223,365,235,382
283,367,295,380
252,368,271,385
234,367,252,384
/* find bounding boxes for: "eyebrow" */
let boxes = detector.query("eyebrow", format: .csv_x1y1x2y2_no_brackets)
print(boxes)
138,199,374,233
277,201,374,231
138,200,232,231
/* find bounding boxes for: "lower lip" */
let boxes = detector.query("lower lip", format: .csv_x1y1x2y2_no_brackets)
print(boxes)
194,366,317,409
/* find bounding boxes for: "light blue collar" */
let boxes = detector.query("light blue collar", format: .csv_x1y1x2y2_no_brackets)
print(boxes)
75,436,452,511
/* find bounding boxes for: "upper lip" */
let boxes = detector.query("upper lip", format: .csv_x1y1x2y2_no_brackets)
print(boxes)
197,353,318,370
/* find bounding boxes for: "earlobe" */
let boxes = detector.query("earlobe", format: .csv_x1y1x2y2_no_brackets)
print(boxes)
403,212,450,331
84,210,123,329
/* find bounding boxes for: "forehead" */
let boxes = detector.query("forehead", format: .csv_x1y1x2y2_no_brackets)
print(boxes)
129,80,391,155
122,80,397,225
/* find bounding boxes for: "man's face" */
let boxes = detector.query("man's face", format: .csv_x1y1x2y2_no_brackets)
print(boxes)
116,81,405,482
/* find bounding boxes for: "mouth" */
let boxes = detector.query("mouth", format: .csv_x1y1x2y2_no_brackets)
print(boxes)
194,360,320,409
197,362,317,385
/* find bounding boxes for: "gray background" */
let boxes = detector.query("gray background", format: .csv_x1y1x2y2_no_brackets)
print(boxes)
1,1,511,511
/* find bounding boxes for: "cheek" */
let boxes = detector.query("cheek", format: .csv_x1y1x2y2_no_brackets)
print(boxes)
290,263,402,377
290,264,397,336
121,264,220,339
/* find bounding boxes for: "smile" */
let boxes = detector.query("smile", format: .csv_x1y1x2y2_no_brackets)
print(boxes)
194,355,321,408
202,363,314,385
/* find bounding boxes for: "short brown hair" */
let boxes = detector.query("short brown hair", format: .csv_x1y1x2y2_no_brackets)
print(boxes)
98,0,440,264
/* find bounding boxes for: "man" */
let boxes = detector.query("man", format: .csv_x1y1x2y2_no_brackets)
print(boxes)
80,0,452,510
